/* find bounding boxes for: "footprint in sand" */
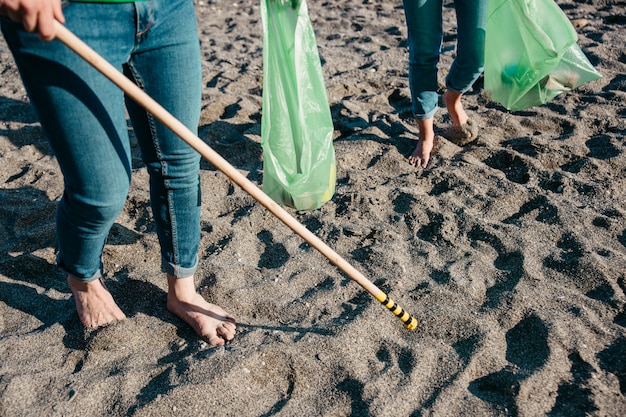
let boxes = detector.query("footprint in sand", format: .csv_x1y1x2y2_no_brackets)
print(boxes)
469,314,550,413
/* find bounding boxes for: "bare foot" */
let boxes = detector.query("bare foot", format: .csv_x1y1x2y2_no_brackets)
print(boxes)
166,275,236,346
408,136,436,169
442,89,468,127
408,117,436,169
67,275,126,328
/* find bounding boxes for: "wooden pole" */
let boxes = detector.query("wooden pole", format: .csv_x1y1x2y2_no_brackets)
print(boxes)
53,21,417,330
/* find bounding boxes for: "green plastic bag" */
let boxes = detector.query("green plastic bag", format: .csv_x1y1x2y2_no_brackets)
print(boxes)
484,0,602,111
260,0,336,211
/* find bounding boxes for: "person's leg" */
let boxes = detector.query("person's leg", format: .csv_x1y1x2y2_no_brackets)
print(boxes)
442,89,468,127
127,0,235,345
445,0,486,129
402,0,444,167
402,0,444,120
1,3,140,327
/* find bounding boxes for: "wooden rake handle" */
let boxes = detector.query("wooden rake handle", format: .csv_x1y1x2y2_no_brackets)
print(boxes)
53,21,417,330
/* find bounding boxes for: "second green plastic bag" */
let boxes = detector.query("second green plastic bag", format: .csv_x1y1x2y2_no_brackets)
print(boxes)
484,0,602,111
260,0,336,211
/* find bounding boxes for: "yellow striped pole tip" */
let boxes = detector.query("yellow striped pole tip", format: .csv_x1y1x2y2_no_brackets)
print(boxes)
377,294,418,331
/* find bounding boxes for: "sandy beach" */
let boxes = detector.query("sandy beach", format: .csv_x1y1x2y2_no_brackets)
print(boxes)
1,0,625,415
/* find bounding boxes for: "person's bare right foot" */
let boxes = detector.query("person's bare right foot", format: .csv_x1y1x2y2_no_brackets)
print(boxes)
67,275,126,328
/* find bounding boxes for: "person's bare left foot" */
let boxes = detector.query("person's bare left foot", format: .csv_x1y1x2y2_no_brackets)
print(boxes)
166,274,236,346
442,89,469,127
442,90,477,145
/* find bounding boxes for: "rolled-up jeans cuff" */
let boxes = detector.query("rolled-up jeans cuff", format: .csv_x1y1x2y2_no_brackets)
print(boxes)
57,254,103,282
162,256,198,279
414,105,438,121
445,82,472,96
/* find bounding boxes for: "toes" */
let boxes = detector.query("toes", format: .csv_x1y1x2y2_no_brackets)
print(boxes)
218,323,236,340
204,326,235,346
222,320,237,332
205,332,226,347
199,320,236,346
408,155,421,167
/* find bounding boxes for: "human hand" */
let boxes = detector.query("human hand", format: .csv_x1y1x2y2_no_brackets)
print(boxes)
0,0,65,41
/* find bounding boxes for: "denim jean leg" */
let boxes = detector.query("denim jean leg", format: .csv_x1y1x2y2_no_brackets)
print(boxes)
1,5,138,281
446,0,487,93
402,0,444,120
126,0,202,278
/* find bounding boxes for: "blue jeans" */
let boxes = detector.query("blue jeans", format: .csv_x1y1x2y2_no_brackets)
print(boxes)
1,0,202,281
402,0,487,119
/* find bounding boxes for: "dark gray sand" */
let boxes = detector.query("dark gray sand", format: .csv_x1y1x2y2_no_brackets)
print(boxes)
1,1,625,416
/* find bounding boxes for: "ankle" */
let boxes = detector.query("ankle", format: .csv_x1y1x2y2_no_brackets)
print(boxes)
416,118,435,142
67,275,98,292
443,90,468,126
167,274,197,302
